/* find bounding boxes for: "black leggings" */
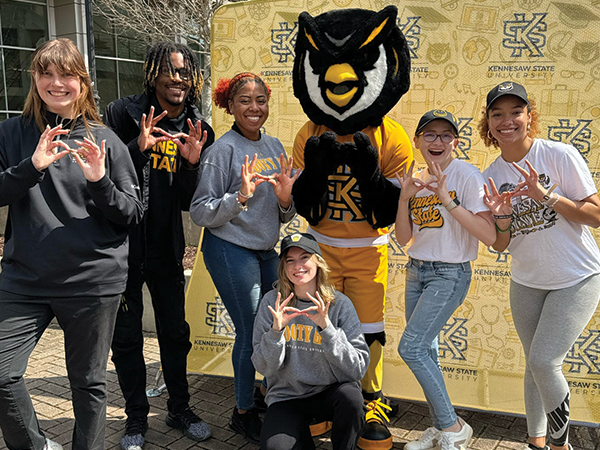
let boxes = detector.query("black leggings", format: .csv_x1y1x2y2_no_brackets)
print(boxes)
261,381,364,450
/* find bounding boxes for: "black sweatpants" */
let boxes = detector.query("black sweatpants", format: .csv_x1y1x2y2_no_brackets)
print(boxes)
111,260,192,419
0,292,120,450
261,381,365,450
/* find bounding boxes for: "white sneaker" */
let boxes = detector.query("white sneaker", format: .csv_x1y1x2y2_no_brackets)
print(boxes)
44,439,64,450
405,426,441,450
437,421,473,450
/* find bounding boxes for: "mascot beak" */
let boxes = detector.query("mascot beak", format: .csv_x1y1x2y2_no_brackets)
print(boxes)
324,63,359,107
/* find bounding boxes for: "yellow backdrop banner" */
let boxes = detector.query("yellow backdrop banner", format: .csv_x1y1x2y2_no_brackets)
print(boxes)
185,0,600,424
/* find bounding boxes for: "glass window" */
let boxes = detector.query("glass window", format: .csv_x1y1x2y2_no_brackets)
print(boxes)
0,53,5,112
118,60,144,97
116,35,145,60
96,58,118,113
3,48,33,111
93,15,116,57
1,0,48,49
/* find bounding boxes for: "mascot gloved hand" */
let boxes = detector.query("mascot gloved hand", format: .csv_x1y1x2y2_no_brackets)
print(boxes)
292,6,414,450
344,132,401,229
293,132,342,226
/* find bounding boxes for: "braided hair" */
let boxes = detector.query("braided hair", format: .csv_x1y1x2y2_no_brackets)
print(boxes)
143,42,203,105
213,72,271,114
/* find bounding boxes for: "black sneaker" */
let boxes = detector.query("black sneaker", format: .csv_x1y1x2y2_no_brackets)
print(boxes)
120,416,148,450
166,407,211,442
230,407,262,444
253,386,268,413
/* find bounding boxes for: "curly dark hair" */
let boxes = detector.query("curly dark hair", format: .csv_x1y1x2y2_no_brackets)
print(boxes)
143,42,203,105
478,97,540,148
213,72,271,114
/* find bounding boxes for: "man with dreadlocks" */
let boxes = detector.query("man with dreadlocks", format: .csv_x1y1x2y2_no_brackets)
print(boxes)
104,42,215,449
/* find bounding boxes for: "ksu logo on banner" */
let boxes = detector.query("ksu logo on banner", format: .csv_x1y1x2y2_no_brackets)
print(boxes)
206,297,236,337
399,16,421,59
454,117,473,161
503,13,547,57
564,329,600,375
439,317,468,361
271,20,298,63
548,119,593,162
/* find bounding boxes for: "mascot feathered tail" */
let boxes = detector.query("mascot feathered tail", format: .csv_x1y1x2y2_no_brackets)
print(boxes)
291,5,414,449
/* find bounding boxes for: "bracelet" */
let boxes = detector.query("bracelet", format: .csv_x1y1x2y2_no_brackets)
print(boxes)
236,196,248,211
278,202,293,213
238,190,253,199
493,214,512,220
547,192,559,207
495,222,511,233
444,197,460,212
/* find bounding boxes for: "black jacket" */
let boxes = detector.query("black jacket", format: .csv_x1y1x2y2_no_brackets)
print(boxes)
103,93,215,264
0,115,143,297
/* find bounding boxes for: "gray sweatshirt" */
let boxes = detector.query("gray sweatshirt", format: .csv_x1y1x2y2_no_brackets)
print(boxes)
252,289,370,406
190,129,295,251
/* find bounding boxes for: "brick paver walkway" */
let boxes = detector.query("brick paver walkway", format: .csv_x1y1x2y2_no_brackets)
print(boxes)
1,325,598,450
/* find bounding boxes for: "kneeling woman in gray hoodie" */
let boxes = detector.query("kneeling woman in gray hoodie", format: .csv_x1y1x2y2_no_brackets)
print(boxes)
252,232,370,450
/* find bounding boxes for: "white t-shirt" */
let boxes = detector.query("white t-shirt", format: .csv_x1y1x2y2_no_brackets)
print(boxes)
408,158,489,263
483,139,600,289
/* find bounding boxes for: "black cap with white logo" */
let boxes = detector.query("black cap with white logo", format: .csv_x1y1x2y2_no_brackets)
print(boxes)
486,81,529,110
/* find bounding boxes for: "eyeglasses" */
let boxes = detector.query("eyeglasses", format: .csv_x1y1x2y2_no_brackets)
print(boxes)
159,66,191,81
419,132,456,143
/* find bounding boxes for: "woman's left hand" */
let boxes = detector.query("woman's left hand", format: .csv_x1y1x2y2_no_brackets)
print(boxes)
510,160,547,202
72,138,106,182
264,153,299,208
303,292,331,330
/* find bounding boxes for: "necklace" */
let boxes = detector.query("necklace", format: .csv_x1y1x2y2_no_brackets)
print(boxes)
505,159,524,183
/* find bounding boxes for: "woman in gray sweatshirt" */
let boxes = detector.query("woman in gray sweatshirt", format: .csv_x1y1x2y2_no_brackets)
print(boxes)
190,72,297,443
252,232,370,450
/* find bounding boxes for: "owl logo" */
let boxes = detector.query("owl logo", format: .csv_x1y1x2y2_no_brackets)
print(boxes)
293,6,411,136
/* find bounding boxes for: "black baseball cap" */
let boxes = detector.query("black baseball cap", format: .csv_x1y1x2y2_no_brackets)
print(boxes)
416,109,459,135
280,232,322,256
486,81,529,110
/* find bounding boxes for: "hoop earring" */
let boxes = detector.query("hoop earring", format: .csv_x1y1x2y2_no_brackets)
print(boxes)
487,130,495,141
527,124,531,134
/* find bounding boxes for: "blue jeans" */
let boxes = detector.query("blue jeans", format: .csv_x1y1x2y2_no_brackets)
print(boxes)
398,258,472,430
201,230,279,410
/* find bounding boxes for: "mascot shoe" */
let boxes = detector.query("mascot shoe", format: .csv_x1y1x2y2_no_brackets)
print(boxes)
357,398,393,450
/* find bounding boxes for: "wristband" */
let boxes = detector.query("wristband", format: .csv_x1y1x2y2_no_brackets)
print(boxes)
542,183,558,204
495,222,511,233
493,214,512,220
238,190,253,199
547,192,559,207
278,202,293,213
444,197,460,212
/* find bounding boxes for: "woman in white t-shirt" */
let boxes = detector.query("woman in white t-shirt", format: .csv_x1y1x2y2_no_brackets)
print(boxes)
395,110,495,450
479,81,600,450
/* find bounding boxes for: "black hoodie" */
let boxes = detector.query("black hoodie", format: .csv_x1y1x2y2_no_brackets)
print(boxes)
0,113,143,297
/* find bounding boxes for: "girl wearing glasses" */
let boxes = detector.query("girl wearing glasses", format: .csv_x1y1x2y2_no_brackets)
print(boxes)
480,82,600,450
394,110,495,450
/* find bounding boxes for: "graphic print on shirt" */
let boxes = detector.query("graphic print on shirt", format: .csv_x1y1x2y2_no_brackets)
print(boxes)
498,173,558,237
252,155,278,174
409,191,458,230
327,165,365,223
150,140,179,172
283,322,324,353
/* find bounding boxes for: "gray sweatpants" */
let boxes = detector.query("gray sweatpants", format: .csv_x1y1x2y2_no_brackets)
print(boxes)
510,273,600,445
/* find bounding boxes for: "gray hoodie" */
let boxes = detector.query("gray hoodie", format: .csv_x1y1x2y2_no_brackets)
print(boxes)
252,289,369,406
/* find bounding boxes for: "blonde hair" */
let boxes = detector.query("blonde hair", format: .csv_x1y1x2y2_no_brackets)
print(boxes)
478,97,540,148
276,252,336,307
23,39,101,132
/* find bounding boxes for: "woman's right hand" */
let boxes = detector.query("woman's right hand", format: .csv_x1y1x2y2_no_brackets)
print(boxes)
483,177,513,216
268,293,303,331
238,154,267,204
396,161,426,202
32,125,71,171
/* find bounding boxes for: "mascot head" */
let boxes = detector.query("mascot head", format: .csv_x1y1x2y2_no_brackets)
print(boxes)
293,6,411,136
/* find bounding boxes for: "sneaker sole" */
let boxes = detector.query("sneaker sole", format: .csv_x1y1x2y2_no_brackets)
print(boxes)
357,435,393,450
229,421,260,445
310,421,332,436
165,417,211,442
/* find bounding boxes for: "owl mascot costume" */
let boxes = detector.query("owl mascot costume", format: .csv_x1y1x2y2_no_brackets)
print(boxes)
292,5,413,449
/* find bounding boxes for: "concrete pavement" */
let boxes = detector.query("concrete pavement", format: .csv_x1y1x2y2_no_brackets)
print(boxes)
2,324,599,450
